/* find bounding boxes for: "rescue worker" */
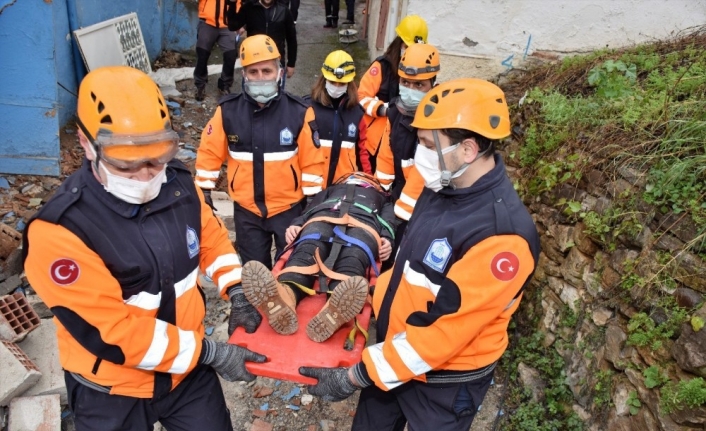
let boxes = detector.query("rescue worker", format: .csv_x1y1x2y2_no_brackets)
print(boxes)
299,78,541,430
22,66,266,431
375,43,441,270
300,50,371,189
232,0,297,83
195,35,323,274
194,0,240,100
357,14,428,172
239,173,398,342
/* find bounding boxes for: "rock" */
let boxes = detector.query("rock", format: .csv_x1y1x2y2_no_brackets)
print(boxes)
672,303,706,378
625,368,685,431
547,224,575,253
559,283,581,311
0,275,22,296
26,295,52,319
671,251,706,293
2,248,23,277
573,222,599,256
609,249,640,274
517,363,545,402
604,323,627,368
8,394,61,431
301,394,313,406
592,307,613,326
250,419,273,431
560,247,592,288
674,287,703,309
612,379,634,416
320,420,335,431
20,184,44,197
540,288,563,335
253,386,274,398
0,224,21,261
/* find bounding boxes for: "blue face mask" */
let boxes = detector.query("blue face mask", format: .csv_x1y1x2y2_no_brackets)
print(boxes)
399,85,427,108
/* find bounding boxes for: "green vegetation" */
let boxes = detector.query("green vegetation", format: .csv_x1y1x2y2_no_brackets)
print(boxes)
661,377,706,413
626,391,642,415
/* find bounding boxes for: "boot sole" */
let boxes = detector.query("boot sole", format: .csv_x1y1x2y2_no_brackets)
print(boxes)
306,276,368,343
241,261,298,335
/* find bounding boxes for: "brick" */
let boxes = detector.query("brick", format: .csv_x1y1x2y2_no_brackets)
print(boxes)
0,224,21,261
250,419,273,431
17,320,66,403
0,293,41,342
8,394,61,431
0,275,22,297
0,341,41,406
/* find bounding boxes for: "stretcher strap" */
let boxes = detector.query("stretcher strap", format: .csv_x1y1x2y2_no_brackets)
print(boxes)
344,318,370,351
332,226,380,277
313,247,349,281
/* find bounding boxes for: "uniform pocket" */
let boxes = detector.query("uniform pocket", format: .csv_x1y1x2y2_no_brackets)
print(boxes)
290,164,299,192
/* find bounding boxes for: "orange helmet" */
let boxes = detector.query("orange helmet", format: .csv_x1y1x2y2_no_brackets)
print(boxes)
76,66,178,169
240,34,280,67
395,15,428,46
399,43,440,80
411,78,511,140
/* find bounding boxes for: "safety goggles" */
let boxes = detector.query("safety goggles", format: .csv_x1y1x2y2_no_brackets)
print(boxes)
323,62,355,79
95,129,180,170
398,64,440,76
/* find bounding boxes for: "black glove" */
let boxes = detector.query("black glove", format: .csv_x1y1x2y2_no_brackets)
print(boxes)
227,285,262,335
299,364,371,402
200,339,266,382
202,189,216,212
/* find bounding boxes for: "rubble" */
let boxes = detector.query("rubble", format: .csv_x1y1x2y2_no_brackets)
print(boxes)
17,319,66,403
8,394,61,431
0,293,40,342
0,341,41,406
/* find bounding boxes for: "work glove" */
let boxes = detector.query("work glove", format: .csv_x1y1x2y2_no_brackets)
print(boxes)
227,285,262,335
200,339,266,382
201,188,216,212
299,364,371,402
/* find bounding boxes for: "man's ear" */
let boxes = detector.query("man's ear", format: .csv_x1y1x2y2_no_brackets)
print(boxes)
77,130,96,161
461,138,479,164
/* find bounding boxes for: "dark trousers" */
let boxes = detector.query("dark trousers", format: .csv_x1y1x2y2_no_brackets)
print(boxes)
65,365,233,431
351,372,494,431
279,222,377,302
232,202,304,270
290,0,300,21
345,0,355,21
324,0,339,21
194,20,238,91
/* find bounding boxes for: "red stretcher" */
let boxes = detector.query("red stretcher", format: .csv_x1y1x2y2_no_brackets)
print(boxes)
228,249,376,385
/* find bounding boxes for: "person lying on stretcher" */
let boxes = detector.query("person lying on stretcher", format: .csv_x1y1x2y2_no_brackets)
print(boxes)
238,172,400,342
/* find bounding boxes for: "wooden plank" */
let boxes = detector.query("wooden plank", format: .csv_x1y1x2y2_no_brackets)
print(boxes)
376,0,390,51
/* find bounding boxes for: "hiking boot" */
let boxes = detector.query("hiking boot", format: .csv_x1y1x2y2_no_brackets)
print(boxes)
343,20,355,25
242,261,298,335
219,87,231,96
195,87,205,101
306,276,368,342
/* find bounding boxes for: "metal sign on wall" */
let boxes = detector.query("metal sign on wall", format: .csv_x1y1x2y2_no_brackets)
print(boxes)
73,12,151,74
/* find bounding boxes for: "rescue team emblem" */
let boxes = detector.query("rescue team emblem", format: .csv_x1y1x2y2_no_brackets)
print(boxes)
347,123,357,137
491,251,519,281
186,226,200,259
50,258,80,286
207,124,213,135
423,238,452,273
369,67,379,76
280,127,293,145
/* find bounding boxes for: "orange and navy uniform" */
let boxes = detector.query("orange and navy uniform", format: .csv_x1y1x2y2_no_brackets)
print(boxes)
199,0,239,28
374,102,423,220
357,57,399,164
358,155,540,390
195,92,324,218
299,97,371,188
22,160,242,398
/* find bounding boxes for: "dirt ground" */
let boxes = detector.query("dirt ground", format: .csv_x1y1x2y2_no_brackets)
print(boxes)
1,0,513,429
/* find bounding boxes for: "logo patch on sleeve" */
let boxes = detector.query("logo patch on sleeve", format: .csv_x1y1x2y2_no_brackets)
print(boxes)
347,123,357,137
50,259,80,286
423,238,452,273
491,252,520,281
280,127,293,145
186,226,200,259
369,67,379,76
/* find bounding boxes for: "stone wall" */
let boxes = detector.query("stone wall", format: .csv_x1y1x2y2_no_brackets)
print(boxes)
502,142,706,430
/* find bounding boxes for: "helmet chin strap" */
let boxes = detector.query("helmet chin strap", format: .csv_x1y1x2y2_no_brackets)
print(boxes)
431,130,490,190
76,117,103,173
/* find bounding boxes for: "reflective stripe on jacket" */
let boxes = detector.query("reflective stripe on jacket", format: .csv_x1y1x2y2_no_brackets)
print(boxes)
195,92,324,218
23,160,241,398
362,154,540,390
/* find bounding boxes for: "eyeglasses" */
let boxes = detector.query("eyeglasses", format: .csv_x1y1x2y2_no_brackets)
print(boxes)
398,64,440,76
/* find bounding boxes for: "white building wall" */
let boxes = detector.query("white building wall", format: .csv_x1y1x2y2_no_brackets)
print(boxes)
366,0,706,80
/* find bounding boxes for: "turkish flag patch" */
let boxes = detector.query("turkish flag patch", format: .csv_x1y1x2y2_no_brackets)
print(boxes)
490,252,519,281
50,258,80,286
369,67,379,76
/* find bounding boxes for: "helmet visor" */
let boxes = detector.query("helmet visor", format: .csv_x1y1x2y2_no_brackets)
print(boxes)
96,129,180,170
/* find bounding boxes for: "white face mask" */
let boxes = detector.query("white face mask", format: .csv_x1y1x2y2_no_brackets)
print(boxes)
244,76,280,103
413,143,465,192
398,85,426,108
325,81,348,99
99,162,167,204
